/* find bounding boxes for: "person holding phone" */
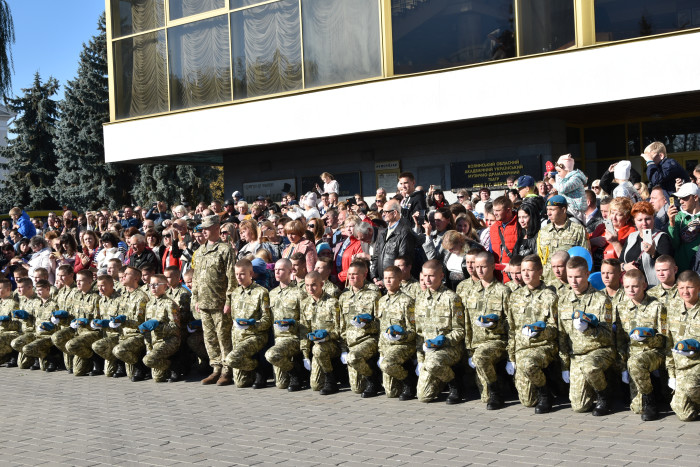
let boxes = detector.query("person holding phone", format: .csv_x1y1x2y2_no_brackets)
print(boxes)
603,198,635,260
619,201,673,286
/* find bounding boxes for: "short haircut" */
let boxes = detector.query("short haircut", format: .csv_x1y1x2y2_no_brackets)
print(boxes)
622,269,646,283
566,256,589,271
35,279,51,289
631,201,654,218
601,258,621,270
305,271,322,283
0,278,11,288
108,258,123,267
348,260,368,272
17,277,33,287
183,269,193,280
475,251,495,266
398,172,415,182
491,195,513,210
609,198,632,219
316,257,332,268
395,255,413,267
509,255,523,268
599,196,613,207
677,270,700,285
126,266,142,280
522,255,542,269
96,275,114,285
646,141,667,156
290,252,306,262
141,264,157,274
584,190,596,203
422,259,443,271
151,274,167,283
164,265,180,274
76,270,93,280
383,265,401,276
550,251,570,264
13,268,27,278
235,259,253,270
655,255,676,267
276,258,292,269
466,247,484,257
353,221,372,239
33,267,48,279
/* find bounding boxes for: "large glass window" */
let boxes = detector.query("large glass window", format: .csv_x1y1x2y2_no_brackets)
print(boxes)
301,0,382,88
168,15,232,111
169,0,225,21
595,0,700,42
391,0,515,75
231,0,302,100
231,0,270,9
113,31,168,119
643,117,700,153
111,0,165,38
519,0,575,55
583,125,627,159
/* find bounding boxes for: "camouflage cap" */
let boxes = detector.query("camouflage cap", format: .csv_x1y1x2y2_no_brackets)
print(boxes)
200,215,220,229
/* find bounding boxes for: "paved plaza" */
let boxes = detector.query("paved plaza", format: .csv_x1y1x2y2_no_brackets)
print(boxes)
2,368,700,466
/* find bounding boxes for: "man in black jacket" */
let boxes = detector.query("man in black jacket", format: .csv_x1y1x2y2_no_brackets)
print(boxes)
398,172,427,220
371,200,415,289
128,234,160,273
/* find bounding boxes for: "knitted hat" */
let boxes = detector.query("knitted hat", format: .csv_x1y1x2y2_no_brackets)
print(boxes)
614,160,631,181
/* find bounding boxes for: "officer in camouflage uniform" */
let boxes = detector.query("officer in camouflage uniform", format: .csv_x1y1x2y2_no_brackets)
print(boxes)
646,255,679,310
601,259,625,308
665,271,700,421
507,255,558,413
394,256,421,300
192,215,237,386
10,278,40,369
51,265,79,372
265,258,305,391
545,251,570,296
614,269,669,421
377,265,416,400
558,256,614,415
22,280,58,371
112,267,149,381
140,274,180,383
537,196,589,281
224,259,271,388
464,252,511,409
300,271,342,395
165,265,192,382
91,275,123,377
338,261,381,397
0,279,20,365
65,270,102,376
415,260,465,403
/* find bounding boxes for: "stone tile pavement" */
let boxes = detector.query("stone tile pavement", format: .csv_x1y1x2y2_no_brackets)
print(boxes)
2,368,699,466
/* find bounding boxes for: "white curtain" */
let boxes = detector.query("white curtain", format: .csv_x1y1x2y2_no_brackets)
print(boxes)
170,0,224,20
122,31,168,118
301,0,381,88
113,0,164,36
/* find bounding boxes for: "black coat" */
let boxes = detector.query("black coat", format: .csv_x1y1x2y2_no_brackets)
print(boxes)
371,218,415,280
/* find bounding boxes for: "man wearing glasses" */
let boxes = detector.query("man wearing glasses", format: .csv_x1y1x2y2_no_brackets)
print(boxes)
668,183,700,272
371,200,415,290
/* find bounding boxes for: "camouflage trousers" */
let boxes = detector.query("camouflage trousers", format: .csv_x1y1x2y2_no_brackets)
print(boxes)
23,335,55,370
627,349,665,414
51,327,75,370
0,330,19,357
514,346,556,407
380,344,415,398
347,339,379,394
201,310,232,371
66,330,101,376
310,340,340,391
472,340,507,403
92,334,121,377
671,364,700,422
187,331,209,361
113,335,146,378
265,337,300,389
225,334,267,372
11,332,37,369
569,348,615,413
417,346,462,403
143,335,180,382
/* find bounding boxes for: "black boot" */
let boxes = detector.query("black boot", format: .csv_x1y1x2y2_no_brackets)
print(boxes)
320,371,338,395
30,358,41,370
89,355,104,376
288,360,302,392
7,355,17,368
252,370,267,389
399,372,416,401
45,358,57,372
535,384,552,414
131,362,145,382
113,360,127,378
486,382,504,410
446,379,462,405
168,368,181,383
592,387,610,416
361,370,380,398
641,392,659,421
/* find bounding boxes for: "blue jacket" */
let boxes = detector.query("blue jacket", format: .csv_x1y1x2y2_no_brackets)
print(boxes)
16,211,36,239
646,157,689,196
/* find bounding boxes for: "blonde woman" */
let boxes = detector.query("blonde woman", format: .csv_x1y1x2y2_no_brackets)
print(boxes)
237,219,275,261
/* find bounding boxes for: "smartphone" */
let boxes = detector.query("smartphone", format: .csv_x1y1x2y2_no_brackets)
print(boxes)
669,196,677,208
642,229,652,244
417,209,426,225
604,219,615,235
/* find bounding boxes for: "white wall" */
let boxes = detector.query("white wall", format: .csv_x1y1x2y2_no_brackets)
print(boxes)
104,31,700,163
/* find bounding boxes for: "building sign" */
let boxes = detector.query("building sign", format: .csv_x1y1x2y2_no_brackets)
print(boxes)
450,156,541,189
301,172,362,198
375,160,401,192
243,179,296,203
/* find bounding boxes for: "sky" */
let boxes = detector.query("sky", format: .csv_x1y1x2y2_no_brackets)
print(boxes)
7,1,106,102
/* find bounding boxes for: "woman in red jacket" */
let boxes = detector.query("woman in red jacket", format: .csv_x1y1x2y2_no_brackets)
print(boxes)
603,197,635,259
161,227,182,273
282,219,317,274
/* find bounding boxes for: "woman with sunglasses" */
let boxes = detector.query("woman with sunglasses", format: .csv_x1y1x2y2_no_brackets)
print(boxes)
161,228,183,272
307,219,331,257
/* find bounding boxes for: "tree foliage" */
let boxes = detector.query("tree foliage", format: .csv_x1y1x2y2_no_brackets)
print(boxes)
0,0,14,98
130,164,217,207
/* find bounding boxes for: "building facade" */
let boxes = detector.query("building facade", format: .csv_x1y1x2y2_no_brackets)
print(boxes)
103,0,700,201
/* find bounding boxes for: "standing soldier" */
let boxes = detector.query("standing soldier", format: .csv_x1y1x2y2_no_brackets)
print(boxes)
65,270,102,376
91,275,123,377
139,274,180,383
224,259,271,388
10,278,40,369
464,252,511,409
265,259,305,391
414,260,465,404
538,196,589,280
192,215,237,386
377,266,416,400
22,279,59,371
507,255,558,413
558,256,614,415
0,279,19,366
614,269,669,421
51,265,79,372
338,261,381,397
112,267,149,381
300,271,342,395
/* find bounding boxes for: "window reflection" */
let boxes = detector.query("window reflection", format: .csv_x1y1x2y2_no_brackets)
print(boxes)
111,0,164,38
519,0,575,55
169,0,224,21
595,0,700,42
643,117,700,153
391,0,515,75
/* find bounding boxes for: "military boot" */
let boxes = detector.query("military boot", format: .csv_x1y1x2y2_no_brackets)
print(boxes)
287,360,302,392
252,370,267,389
320,371,338,395
446,379,462,405
113,360,127,378
201,368,221,385
6,354,17,368
89,355,104,376
131,362,146,382
592,387,610,416
30,358,41,370
641,392,659,421
168,368,181,383
399,372,416,401
361,370,380,398
486,382,504,410
535,384,552,414
216,367,233,386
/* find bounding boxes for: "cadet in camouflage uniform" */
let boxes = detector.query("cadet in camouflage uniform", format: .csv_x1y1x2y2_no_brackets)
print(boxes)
505,255,524,292
192,215,237,386
338,261,381,397
377,265,416,400
65,270,102,376
10,278,40,369
464,252,511,409
140,275,180,382
537,196,589,281
300,271,342,395
545,251,570,296
558,256,614,415
314,258,341,299
91,276,123,377
414,260,465,403
394,256,421,300
0,279,20,365
507,255,558,413
601,259,625,308
51,265,79,372
224,259,271,388
165,265,192,382
112,267,149,381
106,259,124,292
22,280,58,371
665,271,700,421
265,259,305,391
455,248,482,306
646,255,679,310
290,253,308,289
614,269,670,421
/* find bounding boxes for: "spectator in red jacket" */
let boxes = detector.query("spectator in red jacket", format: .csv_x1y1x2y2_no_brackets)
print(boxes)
489,196,518,268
